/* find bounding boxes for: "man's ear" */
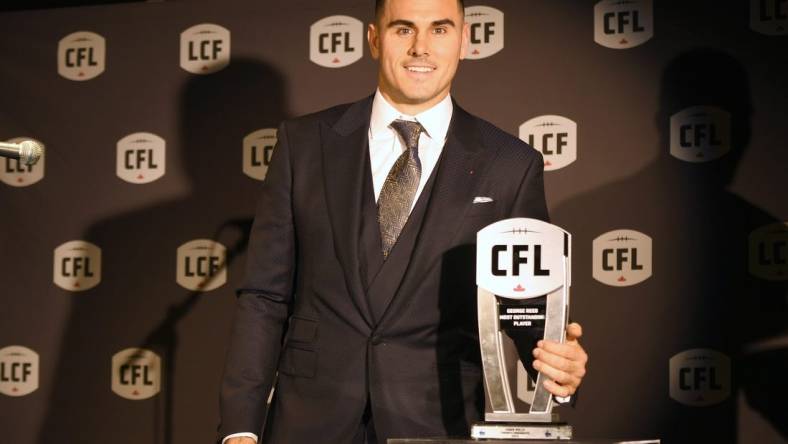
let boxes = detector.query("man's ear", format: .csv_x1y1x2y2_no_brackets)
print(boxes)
459,22,470,60
368,23,380,59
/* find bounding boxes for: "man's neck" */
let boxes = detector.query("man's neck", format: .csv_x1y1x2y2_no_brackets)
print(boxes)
378,88,451,116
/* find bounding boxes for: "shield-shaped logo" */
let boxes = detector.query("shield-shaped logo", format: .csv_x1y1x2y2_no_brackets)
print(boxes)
310,15,363,68
519,115,578,171
594,0,654,49
180,23,231,74
116,132,166,184
58,31,106,80
464,6,504,60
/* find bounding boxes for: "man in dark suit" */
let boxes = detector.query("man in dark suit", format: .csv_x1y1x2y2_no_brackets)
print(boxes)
219,1,588,443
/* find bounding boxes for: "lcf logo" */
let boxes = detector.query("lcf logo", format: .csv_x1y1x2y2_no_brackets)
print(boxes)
594,0,654,49
0,137,45,187
310,15,364,68
0,346,39,397
116,132,166,184
243,128,278,181
180,24,231,74
670,106,731,163
176,239,227,291
749,222,788,281
53,240,102,291
519,115,577,171
464,6,504,59
57,31,106,80
592,229,652,286
669,349,730,407
750,0,787,35
112,348,161,400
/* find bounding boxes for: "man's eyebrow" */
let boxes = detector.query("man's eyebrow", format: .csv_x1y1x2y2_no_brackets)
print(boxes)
386,18,456,28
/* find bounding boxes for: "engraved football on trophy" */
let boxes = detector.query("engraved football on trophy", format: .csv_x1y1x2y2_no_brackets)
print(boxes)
472,218,572,440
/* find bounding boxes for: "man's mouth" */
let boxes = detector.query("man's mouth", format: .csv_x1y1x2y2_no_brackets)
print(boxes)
405,65,436,73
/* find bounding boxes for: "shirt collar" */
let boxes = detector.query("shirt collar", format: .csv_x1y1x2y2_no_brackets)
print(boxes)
369,88,453,142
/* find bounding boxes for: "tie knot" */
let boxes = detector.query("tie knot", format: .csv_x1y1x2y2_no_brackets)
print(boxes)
389,119,424,151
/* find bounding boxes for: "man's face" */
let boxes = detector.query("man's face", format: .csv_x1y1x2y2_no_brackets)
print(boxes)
368,0,469,114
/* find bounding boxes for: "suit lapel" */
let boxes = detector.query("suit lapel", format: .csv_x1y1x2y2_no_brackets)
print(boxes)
376,103,495,328
321,95,375,327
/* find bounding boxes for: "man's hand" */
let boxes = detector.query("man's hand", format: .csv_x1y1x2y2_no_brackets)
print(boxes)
532,322,588,398
224,438,256,444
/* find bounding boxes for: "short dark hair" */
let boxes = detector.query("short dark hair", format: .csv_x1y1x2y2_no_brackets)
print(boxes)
375,0,465,20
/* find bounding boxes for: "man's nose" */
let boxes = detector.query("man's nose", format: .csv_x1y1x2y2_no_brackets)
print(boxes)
408,32,429,57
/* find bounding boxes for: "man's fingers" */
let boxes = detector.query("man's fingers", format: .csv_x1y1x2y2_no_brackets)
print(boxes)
566,322,583,341
537,339,587,363
542,378,574,398
533,359,580,390
533,347,585,378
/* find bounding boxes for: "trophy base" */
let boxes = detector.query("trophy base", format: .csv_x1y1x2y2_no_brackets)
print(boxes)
470,422,572,440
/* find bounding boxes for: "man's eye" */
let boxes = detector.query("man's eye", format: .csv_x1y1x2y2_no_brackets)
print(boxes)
397,27,413,35
433,27,447,34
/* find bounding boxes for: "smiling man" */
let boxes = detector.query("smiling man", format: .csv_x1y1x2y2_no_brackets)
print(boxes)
218,1,587,443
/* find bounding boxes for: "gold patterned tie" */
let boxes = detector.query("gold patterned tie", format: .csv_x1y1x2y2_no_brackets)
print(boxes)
377,119,425,257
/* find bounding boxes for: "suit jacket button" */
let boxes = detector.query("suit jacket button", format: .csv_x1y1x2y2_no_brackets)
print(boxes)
370,335,383,345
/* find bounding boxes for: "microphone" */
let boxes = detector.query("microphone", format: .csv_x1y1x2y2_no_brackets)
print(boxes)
0,140,44,166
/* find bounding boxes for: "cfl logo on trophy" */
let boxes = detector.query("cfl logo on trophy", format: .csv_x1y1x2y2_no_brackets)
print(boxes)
670,106,731,163
112,348,161,400
53,240,102,291
58,31,106,81
594,0,653,49
0,137,45,187
519,115,577,171
116,132,166,184
477,219,569,299
180,24,231,74
592,229,652,287
464,6,504,60
0,346,39,397
310,15,363,68
749,222,787,281
243,128,277,181
750,0,787,35
669,349,730,407
176,239,227,291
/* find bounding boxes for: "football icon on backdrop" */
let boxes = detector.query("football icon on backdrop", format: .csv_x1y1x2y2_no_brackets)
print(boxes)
592,229,652,287
519,115,577,171
0,137,45,187
243,128,278,181
116,133,166,184
594,0,654,49
53,240,102,291
180,23,231,74
58,31,106,80
111,348,161,400
310,15,363,68
749,222,788,281
0,346,39,397
670,106,731,163
464,6,504,60
669,348,730,407
176,239,227,291
750,0,787,35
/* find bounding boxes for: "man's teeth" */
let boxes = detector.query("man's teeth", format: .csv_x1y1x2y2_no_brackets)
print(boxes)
407,66,434,72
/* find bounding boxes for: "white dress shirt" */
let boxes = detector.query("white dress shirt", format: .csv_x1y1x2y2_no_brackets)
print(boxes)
222,91,453,444
368,88,453,210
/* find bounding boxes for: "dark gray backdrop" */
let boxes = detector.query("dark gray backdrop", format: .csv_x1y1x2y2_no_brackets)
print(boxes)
1,1,786,443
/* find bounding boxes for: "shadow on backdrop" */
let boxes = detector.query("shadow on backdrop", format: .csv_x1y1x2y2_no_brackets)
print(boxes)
37,59,289,444
552,49,786,442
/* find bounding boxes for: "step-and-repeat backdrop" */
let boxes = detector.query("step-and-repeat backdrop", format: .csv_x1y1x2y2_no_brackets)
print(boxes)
1,1,786,443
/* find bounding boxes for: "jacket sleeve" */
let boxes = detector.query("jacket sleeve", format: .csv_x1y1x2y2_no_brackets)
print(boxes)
218,120,297,439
